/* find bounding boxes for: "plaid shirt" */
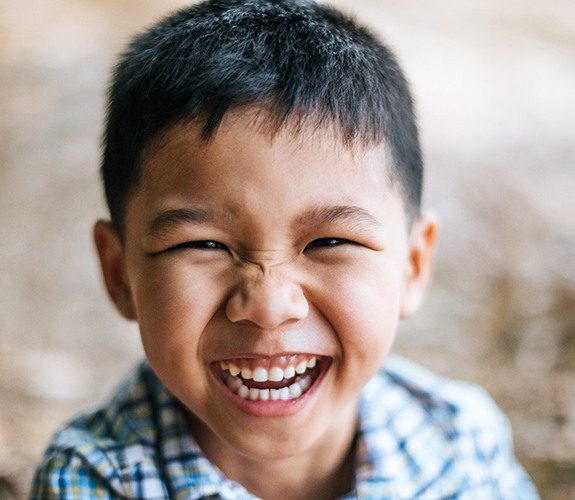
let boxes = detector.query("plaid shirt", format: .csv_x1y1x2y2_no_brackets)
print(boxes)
31,355,539,499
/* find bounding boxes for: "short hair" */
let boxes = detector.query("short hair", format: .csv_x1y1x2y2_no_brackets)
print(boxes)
102,0,423,234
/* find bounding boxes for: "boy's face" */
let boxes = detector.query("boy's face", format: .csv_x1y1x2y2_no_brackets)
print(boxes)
95,110,436,463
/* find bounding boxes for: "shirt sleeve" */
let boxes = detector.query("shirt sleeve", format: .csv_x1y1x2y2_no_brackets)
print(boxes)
30,429,170,500
30,444,122,499
460,387,540,500
487,412,540,499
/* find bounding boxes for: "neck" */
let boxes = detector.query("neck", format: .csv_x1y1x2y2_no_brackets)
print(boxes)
187,400,359,500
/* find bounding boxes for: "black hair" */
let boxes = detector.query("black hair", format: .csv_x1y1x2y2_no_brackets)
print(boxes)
102,0,423,233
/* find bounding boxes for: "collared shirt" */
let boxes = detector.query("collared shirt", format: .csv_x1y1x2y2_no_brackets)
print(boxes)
31,355,539,499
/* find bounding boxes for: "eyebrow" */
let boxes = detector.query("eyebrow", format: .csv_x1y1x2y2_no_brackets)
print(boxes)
146,204,382,238
146,207,233,237
294,205,382,230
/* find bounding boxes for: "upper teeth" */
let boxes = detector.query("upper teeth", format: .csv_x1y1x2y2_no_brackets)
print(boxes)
223,357,318,382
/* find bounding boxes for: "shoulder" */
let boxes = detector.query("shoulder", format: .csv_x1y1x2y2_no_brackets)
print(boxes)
360,354,510,464
356,355,539,499
372,354,506,431
363,355,508,437
30,362,170,499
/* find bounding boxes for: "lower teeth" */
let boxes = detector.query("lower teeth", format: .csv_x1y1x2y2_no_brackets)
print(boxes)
226,373,313,401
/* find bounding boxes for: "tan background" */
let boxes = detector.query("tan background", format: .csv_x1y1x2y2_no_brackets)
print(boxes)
1,0,574,498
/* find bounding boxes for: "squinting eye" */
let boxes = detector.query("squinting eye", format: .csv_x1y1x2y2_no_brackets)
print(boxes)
305,238,350,250
170,240,227,251
201,241,222,249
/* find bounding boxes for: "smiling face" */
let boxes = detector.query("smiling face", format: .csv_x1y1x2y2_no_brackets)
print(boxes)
95,110,436,469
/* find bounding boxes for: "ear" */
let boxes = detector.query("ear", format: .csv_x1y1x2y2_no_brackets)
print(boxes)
93,220,137,320
400,212,438,319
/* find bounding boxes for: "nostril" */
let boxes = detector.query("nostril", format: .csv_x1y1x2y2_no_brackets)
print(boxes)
225,278,308,328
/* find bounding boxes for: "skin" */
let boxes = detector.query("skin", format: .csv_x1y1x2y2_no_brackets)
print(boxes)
94,110,437,499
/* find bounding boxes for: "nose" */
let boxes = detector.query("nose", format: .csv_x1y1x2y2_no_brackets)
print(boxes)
225,268,309,329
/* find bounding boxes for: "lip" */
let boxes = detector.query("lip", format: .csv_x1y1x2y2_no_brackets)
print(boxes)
210,355,331,418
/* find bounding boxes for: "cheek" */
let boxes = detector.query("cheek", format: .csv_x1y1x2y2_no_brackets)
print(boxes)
130,260,229,359
342,276,400,350
319,258,403,369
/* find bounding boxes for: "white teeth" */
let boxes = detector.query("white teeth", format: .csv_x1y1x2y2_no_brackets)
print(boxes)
252,367,268,382
259,389,270,401
221,356,319,382
279,387,290,401
225,373,315,402
299,375,312,392
283,365,296,379
221,357,320,401
289,382,302,398
269,367,284,382
238,385,249,400
295,361,307,374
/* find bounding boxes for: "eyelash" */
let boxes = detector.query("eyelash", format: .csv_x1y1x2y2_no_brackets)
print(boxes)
304,238,354,250
166,237,355,253
170,240,228,251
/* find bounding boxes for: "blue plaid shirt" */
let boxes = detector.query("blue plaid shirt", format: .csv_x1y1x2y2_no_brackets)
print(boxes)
31,355,539,499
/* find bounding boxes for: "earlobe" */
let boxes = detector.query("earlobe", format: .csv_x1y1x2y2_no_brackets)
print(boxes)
93,220,137,320
400,213,438,319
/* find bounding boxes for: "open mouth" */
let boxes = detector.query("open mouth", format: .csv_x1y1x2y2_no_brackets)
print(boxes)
218,355,325,402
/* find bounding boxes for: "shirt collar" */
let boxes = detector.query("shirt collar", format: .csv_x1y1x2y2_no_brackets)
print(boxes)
137,358,460,499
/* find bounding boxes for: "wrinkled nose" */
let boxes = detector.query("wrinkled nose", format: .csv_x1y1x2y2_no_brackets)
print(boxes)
226,269,309,329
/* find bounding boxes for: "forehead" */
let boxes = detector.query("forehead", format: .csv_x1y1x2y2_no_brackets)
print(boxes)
139,109,393,190
124,110,409,242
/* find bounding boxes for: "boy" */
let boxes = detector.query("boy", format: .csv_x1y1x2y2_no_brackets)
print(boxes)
32,0,538,498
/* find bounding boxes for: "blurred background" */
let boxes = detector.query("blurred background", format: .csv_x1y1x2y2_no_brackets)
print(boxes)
1,0,574,497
